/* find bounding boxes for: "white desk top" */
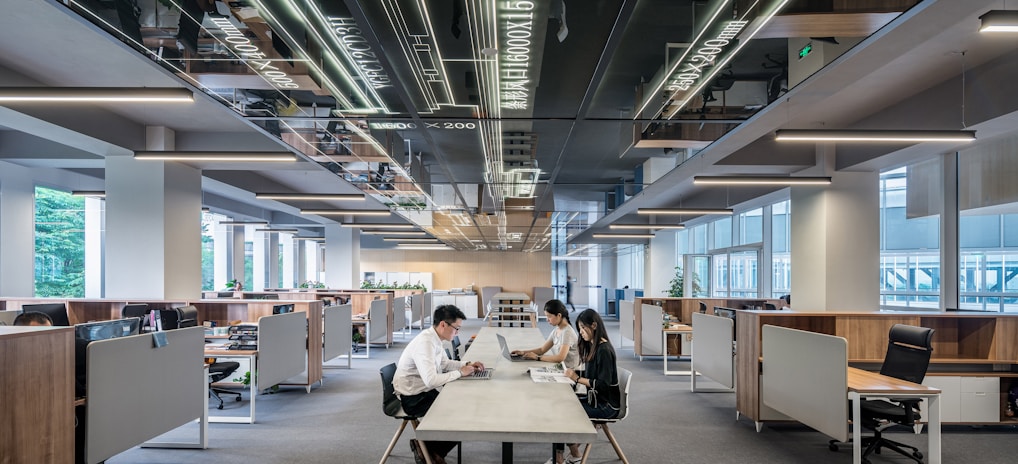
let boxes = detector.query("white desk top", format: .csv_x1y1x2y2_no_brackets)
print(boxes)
415,327,597,444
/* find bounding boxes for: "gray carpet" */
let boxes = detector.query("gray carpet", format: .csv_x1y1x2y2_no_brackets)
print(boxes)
109,316,1018,463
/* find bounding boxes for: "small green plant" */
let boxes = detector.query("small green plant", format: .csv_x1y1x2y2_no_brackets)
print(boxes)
665,266,701,297
359,280,427,292
299,280,325,289
232,370,279,393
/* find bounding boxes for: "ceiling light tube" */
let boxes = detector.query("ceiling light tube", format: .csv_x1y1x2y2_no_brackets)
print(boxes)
0,87,194,103
775,129,976,142
383,237,439,242
340,223,415,229
300,209,391,216
255,193,365,201
71,190,106,198
638,208,733,215
592,233,656,239
218,221,269,226
609,224,685,230
293,236,325,241
135,151,297,161
980,10,1018,32
397,246,452,251
254,228,300,233
360,230,426,236
693,176,832,185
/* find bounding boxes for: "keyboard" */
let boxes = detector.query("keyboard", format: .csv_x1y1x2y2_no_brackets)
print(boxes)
461,368,493,380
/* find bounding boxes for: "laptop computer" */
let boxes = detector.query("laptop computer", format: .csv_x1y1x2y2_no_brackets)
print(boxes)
460,366,494,380
497,333,528,362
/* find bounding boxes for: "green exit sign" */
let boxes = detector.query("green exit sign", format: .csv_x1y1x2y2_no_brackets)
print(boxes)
798,42,813,60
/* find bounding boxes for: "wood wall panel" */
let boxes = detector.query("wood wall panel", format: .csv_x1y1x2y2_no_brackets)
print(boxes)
361,250,551,318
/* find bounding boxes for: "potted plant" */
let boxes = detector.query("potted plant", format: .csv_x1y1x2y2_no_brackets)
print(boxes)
665,266,701,297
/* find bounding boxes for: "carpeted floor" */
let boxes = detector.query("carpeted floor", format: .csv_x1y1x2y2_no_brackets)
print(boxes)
108,315,1018,463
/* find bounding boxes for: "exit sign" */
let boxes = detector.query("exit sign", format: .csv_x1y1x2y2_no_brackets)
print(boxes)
798,42,813,60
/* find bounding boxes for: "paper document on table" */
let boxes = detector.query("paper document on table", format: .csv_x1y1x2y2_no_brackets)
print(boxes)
529,367,574,384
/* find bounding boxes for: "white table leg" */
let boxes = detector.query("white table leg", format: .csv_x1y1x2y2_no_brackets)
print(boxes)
928,393,941,464
850,391,861,464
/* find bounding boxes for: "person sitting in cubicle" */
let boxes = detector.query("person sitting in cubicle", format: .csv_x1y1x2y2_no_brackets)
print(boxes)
552,309,622,464
392,305,485,464
511,299,580,369
12,311,53,326
16,312,88,398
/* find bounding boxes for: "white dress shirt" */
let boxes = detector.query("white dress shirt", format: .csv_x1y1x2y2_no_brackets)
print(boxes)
393,327,466,396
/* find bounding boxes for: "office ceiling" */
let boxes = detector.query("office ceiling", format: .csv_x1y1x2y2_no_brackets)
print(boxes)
2,0,1018,253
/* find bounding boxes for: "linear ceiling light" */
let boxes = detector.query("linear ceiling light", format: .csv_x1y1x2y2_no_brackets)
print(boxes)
255,193,365,201
775,129,976,142
396,244,452,250
340,223,416,229
609,224,685,230
300,209,391,216
383,237,439,242
0,87,193,103
360,230,426,236
254,228,299,233
693,176,832,185
638,208,733,215
592,233,656,239
71,190,105,198
980,10,1018,32
218,220,269,225
293,236,325,241
134,151,297,161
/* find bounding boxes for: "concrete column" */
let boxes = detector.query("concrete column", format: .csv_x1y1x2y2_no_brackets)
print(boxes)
84,197,104,298
941,153,959,310
267,232,279,289
230,226,246,287
791,170,880,311
105,128,202,299
646,230,678,297
324,224,359,288
296,239,308,284
214,220,230,290
0,164,36,297
281,234,295,288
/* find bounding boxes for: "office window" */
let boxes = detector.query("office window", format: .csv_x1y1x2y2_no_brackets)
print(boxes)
34,187,86,297
201,212,216,291
880,163,941,309
738,208,763,245
690,224,707,253
713,217,732,250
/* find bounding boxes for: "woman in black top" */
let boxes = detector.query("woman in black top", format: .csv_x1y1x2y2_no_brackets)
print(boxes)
549,309,620,464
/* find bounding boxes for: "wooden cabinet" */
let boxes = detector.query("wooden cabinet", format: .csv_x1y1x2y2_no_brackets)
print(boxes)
0,327,75,463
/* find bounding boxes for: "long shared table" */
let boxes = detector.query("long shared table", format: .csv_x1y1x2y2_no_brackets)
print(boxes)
415,326,597,463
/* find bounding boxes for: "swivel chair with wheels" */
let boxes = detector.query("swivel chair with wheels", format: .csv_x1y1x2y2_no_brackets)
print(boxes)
830,324,934,464
207,360,242,409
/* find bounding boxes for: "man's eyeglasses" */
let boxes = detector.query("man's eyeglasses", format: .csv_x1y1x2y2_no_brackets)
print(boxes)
446,322,462,331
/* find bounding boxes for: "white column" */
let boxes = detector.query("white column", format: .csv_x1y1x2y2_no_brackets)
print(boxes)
296,239,308,284
646,230,678,297
324,224,359,288
791,170,880,311
0,164,35,297
231,225,246,287
281,234,295,288
83,197,104,298
214,221,230,290
253,230,267,291
267,231,280,289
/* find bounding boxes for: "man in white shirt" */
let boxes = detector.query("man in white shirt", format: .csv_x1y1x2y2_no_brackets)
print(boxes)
393,305,485,464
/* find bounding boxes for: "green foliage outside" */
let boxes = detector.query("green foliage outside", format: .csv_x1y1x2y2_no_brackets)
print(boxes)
34,187,85,297
201,220,214,291
360,280,427,292
665,266,701,298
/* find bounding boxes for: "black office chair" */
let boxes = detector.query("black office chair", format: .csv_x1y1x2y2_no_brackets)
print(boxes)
698,301,707,314
175,305,200,329
207,360,242,409
379,363,431,464
764,302,777,311
830,324,934,464
451,335,462,361
121,303,150,330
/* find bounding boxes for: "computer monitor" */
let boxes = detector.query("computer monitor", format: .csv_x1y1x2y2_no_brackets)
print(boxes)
272,304,294,314
74,318,142,342
22,303,70,327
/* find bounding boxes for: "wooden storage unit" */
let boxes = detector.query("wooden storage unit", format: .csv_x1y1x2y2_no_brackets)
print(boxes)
736,310,1018,426
0,326,75,463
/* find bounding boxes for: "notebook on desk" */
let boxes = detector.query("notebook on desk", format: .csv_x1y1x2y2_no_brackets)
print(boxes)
460,367,494,380
496,333,528,362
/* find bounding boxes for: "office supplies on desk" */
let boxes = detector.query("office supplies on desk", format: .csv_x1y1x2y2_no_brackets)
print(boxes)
528,366,572,384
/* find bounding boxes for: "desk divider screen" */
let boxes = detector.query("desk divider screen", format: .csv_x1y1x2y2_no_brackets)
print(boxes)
86,326,205,464
691,312,735,388
410,294,424,327
641,304,664,356
257,311,308,389
392,296,407,331
368,299,388,344
323,304,352,361
619,300,634,346
761,325,849,442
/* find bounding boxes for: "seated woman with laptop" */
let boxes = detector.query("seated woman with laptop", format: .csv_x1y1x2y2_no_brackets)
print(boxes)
510,299,580,369
548,309,621,464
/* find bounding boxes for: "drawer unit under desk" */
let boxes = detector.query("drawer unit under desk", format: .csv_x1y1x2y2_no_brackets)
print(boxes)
921,376,999,423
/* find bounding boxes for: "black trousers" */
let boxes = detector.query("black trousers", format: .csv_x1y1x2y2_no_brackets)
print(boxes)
400,389,458,458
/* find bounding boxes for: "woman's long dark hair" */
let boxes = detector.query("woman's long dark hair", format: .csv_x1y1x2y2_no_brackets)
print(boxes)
544,299,570,324
576,309,611,362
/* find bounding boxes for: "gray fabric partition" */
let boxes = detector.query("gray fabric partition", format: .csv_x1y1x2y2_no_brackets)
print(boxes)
257,311,308,389
86,326,206,463
640,303,664,356
368,298,388,344
323,304,352,363
691,312,735,389
392,296,407,333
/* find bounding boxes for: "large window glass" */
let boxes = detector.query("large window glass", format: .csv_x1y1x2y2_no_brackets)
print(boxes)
34,187,85,297
879,162,941,309
739,208,763,245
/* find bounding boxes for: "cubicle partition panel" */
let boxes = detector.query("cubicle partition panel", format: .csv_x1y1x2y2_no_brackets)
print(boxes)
323,304,353,368
619,300,634,350
531,286,555,317
640,304,665,358
257,311,309,390
761,325,849,442
410,293,425,329
86,326,206,464
392,296,407,337
691,312,735,390
368,298,390,346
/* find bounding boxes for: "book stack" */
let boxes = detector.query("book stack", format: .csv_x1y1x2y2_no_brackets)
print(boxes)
228,324,258,350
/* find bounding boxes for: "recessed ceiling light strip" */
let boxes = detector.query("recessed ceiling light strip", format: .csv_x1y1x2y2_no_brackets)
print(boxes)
774,129,976,142
255,193,366,201
693,176,833,185
638,208,733,215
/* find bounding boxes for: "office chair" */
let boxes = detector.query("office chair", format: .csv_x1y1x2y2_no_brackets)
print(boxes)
379,363,434,464
121,304,150,331
580,367,632,464
207,360,242,409
764,302,777,311
830,324,934,464
175,305,200,329
698,301,707,314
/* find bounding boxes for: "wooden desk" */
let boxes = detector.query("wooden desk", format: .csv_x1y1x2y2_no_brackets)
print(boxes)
848,367,941,464
662,324,693,375
489,293,533,328
415,327,596,463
